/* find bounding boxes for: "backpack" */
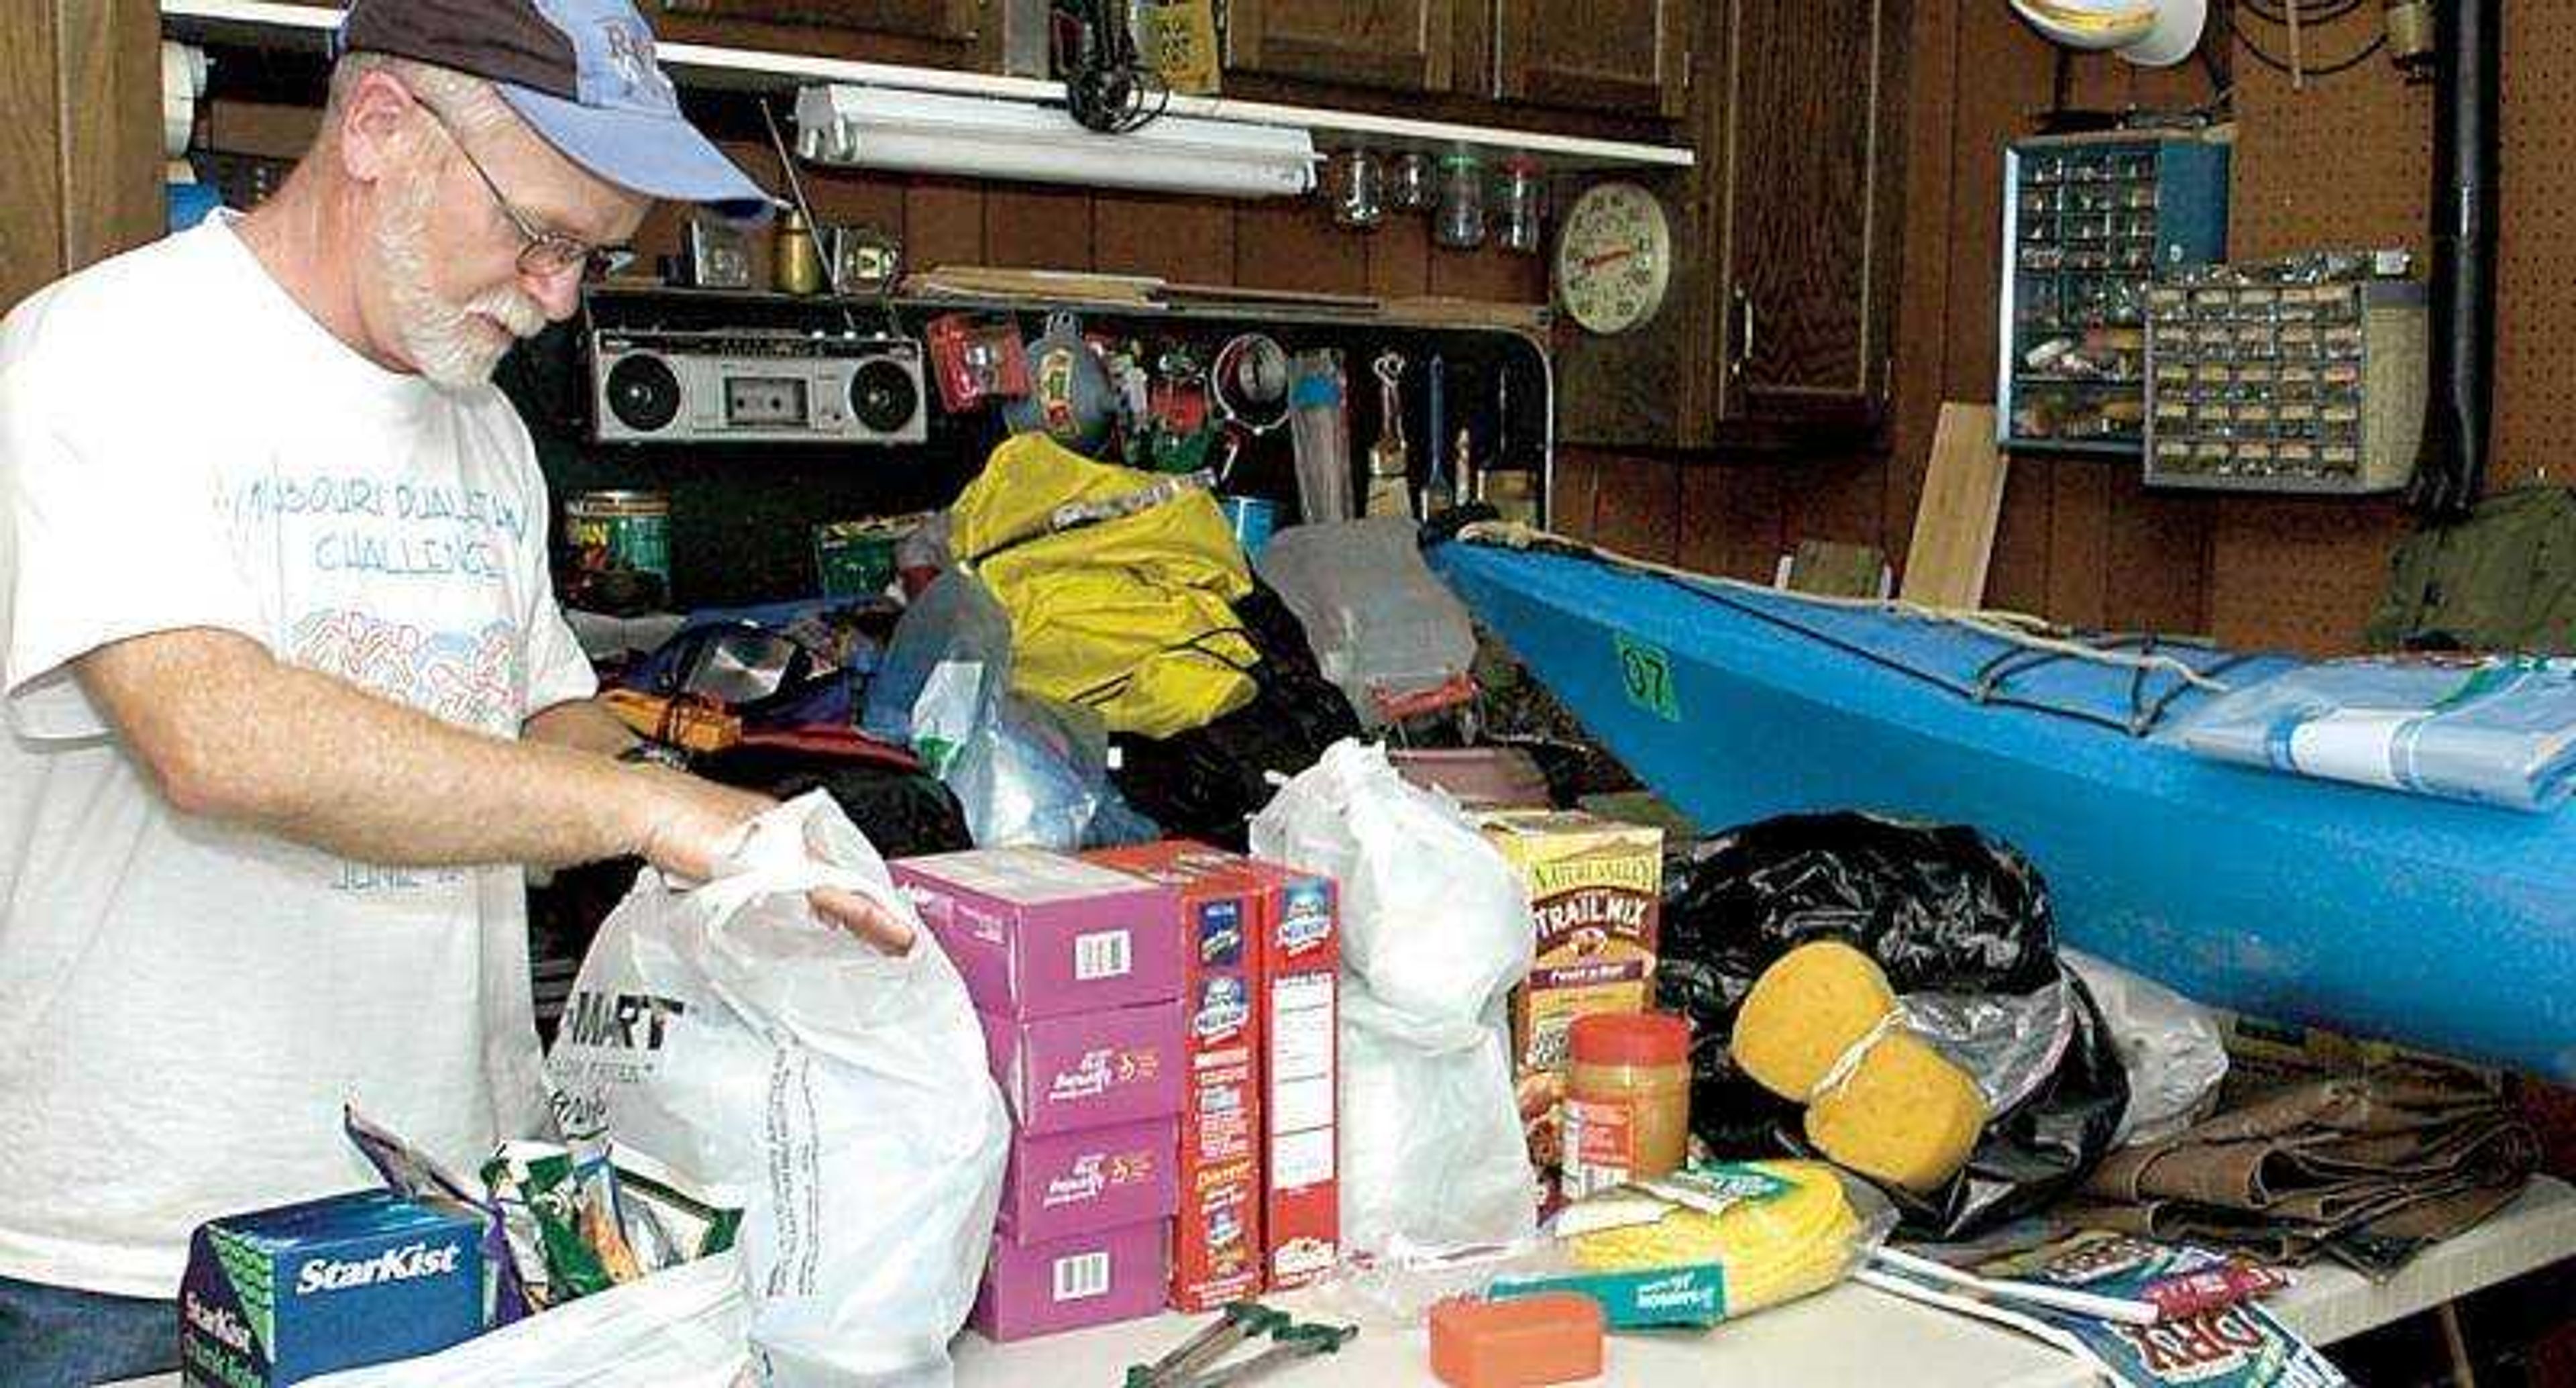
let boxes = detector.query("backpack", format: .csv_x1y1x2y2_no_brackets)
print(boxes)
2366,486,2576,653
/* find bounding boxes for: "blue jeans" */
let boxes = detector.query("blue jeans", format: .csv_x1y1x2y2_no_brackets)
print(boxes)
0,1275,177,1386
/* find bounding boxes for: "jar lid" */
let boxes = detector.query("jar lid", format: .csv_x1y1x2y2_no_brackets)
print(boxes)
1570,1012,1690,1067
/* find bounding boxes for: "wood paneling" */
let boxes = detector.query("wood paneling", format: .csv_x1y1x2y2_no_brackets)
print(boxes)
1590,454,1681,559
1678,459,1785,582
1092,193,1235,284
1232,199,1373,297
0,4,66,313
1364,213,1433,300
1,0,159,316
900,178,987,268
982,184,1094,271
57,0,161,268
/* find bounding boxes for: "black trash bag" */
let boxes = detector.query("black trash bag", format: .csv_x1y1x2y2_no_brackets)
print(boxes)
692,742,974,860
1656,812,2131,1242
1110,582,1360,849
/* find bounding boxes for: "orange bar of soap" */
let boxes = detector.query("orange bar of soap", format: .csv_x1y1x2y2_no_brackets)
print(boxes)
1429,1293,1606,1388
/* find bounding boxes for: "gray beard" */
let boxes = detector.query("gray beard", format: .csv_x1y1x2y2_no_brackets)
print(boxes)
376,170,545,391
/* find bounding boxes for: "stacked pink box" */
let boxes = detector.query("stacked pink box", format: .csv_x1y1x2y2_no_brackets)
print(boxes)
894,848,1186,1343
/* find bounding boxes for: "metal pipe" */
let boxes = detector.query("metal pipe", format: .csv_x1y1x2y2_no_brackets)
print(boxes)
2410,0,2500,517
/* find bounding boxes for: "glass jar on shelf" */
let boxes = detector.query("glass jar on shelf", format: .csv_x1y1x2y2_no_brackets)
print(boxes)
1324,148,1385,231
1389,150,1435,212
1495,155,1546,255
1433,151,1488,250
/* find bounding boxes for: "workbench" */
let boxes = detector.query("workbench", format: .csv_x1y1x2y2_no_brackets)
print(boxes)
117,1177,2575,1387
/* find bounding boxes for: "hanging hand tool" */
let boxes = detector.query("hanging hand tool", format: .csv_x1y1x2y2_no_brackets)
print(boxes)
1364,351,1415,519
1124,1302,1291,1388
1176,1321,1359,1388
1420,355,1454,516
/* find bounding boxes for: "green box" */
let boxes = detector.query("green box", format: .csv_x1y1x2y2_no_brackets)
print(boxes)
812,515,922,599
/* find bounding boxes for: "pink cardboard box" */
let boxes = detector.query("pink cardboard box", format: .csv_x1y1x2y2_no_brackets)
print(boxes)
971,1219,1171,1343
982,1002,1187,1136
997,1118,1180,1245
895,849,1181,1019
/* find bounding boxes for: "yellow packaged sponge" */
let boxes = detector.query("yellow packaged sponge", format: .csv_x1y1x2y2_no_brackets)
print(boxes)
1729,940,1898,1098
1805,1030,1988,1192
1564,1160,1874,1316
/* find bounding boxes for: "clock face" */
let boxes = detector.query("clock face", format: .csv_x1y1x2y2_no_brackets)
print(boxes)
1555,182,1672,336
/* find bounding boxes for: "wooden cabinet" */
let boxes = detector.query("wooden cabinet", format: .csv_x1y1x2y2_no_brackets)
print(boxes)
1717,0,1901,426
1491,0,1688,121
1224,0,1460,96
647,0,990,68
1223,1,1686,120
1557,0,1908,449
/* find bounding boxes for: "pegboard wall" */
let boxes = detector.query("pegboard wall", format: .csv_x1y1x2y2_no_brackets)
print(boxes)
2168,0,2576,504
1575,0,2576,658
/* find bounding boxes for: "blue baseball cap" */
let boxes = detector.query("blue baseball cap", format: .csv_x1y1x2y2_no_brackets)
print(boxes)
338,0,775,221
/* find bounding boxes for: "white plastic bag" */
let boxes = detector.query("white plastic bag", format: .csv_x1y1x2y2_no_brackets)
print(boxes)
547,793,1010,1387
2064,949,2229,1148
1250,740,1537,1256
303,1250,749,1388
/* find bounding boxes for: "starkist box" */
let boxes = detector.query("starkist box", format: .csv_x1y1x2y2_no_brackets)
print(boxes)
181,1189,486,1387
1083,841,1267,1311
1479,810,1664,1199
894,849,1181,1019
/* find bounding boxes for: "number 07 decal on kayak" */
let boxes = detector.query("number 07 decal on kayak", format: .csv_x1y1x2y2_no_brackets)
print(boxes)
1614,634,1682,722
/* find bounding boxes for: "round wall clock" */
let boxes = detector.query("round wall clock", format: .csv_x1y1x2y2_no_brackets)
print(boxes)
1554,180,1673,336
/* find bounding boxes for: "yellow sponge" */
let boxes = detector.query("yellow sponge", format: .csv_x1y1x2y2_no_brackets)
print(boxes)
1567,1161,1862,1312
1805,1031,1987,1192
1731,940,1898,1100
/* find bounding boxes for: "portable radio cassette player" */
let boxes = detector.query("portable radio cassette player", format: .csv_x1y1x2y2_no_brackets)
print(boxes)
589,328,928,445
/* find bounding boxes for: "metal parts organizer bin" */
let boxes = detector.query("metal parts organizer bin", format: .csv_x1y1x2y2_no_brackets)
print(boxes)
1996,129,2232,457
2143,264,2427,495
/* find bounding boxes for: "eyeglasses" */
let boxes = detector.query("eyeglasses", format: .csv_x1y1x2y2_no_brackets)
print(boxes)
415,97,631,280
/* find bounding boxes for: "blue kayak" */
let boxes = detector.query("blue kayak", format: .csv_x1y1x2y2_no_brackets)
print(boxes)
1432,535,2576,1081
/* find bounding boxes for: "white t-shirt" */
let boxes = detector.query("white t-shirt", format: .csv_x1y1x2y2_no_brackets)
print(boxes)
0,215,597,1297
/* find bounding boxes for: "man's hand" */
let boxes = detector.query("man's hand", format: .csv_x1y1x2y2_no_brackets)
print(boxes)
627,767,914,955
810,885,916,955
627,763,771,882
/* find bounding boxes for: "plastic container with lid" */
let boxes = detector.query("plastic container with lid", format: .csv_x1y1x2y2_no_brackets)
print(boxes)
1561,1012,1692,1200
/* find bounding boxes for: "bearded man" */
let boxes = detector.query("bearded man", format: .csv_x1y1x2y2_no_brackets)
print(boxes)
0,5,902,1381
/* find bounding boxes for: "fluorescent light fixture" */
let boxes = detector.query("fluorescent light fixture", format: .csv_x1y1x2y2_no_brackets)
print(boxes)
794,85,1317,199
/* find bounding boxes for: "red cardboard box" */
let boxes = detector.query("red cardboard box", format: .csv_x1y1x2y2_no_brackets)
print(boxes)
1233,859,1341,1292
1084,842,1267,1312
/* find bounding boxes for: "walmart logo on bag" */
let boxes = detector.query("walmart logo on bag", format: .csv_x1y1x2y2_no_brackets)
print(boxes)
559,990,690,1053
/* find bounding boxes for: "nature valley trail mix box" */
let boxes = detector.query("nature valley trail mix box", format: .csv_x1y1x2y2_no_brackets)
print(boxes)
181,1189,486,1387
1478,811,1665,1200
